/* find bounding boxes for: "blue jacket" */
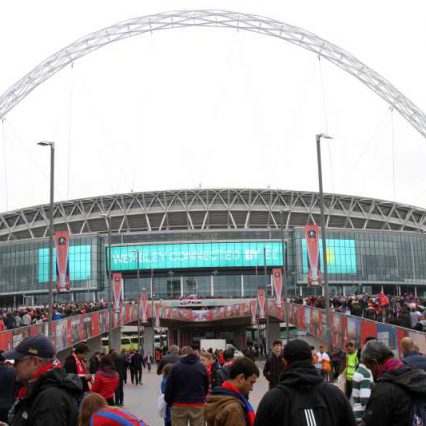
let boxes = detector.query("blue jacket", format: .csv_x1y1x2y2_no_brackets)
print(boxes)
403,352,426,371
165,354,209,405
161,377,171,422
0,364,17,410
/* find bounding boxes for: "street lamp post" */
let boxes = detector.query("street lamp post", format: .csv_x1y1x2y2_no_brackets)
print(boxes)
37,141,55,338
132,250,142,353
280,210,291,343
263,247,270,354
101,213,113,333
316,133,333,349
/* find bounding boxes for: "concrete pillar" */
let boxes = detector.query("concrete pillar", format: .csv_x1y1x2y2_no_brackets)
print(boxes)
109,326,122,353
86,335,102,355
267,322,281,348
143,326,155,356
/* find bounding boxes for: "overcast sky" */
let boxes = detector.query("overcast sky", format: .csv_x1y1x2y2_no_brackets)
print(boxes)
1,0,425,213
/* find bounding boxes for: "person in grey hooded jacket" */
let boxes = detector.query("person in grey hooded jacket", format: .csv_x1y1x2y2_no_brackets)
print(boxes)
361,339,426,426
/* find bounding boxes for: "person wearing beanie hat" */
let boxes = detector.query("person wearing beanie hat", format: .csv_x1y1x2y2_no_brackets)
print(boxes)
255,339,356,426
1,334,83,426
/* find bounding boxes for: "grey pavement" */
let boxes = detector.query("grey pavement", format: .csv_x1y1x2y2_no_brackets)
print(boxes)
122,336,323,425
122,362,268,426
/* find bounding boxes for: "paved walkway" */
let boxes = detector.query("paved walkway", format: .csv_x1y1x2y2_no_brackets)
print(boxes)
123,336,323,425
122,362,268,426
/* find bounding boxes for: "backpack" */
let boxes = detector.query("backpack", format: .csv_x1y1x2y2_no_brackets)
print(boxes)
90,408,147,426
211,363,229,389
277,382,329,426
410,399,426,426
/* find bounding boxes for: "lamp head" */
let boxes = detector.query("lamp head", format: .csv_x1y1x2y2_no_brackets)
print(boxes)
37,141,54,147
316,133,333,140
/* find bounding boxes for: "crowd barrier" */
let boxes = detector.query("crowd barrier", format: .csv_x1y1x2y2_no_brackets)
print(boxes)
1,301,425,357
279,303,426,356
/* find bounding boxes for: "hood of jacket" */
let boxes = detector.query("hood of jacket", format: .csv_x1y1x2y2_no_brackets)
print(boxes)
97,368,118,379
277,360,323,391
381,365,426,396
180,353,199,365
27,367,83,400
205,389,243,423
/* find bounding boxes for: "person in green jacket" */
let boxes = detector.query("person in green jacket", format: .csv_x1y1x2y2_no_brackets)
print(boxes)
345,341,359,399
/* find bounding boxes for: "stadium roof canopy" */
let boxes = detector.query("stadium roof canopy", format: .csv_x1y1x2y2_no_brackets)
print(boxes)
0,189,425,242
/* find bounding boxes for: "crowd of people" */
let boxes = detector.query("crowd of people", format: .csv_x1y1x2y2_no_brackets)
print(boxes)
0,302,108,330
1,333,426,425
291,292,426,330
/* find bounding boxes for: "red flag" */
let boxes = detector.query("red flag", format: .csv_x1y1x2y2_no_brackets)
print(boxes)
112,273,123,313
272,268,283,308
250,299,257,325
258,288,265,319
139,292,148,323
154,302,161,328
55,231,70,292
305,225,321,286
378,292,389,307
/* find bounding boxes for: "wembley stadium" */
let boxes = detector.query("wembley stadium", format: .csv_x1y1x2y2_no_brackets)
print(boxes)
0,188,425,307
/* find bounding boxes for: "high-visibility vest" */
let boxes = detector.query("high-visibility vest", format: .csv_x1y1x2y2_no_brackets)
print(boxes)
346,352,358,381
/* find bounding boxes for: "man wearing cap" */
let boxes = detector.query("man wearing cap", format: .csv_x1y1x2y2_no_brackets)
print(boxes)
1,334,83,426
255,339,356,426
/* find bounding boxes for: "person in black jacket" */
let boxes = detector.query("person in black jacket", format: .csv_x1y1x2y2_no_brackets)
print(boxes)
64,342,91,393
2,334,83,426
110,350,125,405
263,340,285,389
360,339,426,426
165,346,209,426
400,336,426,371
0,350,17,422
255,339,356,426
129,350,145,385
157,345,181,375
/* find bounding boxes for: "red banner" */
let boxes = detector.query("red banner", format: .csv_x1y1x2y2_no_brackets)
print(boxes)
272,268,283,308
250,299,257,325
154,302,161,328
112,273,123,313
54,231,70,292
140,292,148,323
305,225,321,286
257,288,265,319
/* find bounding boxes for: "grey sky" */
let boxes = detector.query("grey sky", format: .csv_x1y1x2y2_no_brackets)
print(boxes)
1,0,425,212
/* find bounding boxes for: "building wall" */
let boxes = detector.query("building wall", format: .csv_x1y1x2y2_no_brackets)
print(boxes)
0,227,426,306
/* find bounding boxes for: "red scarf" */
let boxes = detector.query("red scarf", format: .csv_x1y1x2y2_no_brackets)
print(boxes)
17,361,58,399
378,357,404,379
222,381,255,426
72,353,87,376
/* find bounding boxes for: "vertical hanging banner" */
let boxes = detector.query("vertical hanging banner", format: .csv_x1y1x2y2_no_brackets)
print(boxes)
305,225,322,286
154,302,161,328
112,273,123,313
250,299,257,326
54,231,71,292
140,292,148,323
257,288,266,319
272,268,283,308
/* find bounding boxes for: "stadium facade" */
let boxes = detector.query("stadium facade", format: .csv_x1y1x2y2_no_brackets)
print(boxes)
0,188,426,307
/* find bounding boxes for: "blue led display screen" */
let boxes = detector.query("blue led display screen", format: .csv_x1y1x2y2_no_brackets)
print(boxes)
110,241,284,271
301,239,357,274
38,245,91,283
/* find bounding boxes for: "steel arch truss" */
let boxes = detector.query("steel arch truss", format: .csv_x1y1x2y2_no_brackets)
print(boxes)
0,10,426,138
0,189,425,241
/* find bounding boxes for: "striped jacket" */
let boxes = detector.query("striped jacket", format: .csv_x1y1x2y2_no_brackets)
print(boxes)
351,363,373,422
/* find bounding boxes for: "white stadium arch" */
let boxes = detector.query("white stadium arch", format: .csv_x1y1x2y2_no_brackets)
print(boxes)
0,9,425,139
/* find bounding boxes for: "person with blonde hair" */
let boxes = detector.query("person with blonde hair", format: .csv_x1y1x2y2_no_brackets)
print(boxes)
78,393,148,426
